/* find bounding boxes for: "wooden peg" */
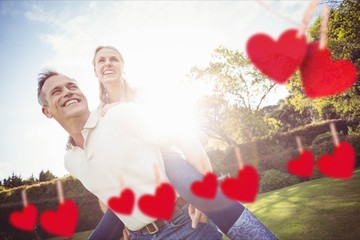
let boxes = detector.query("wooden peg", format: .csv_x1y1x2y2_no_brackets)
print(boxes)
319,6,330,49
296,136,304,153
297,0,319,38
21,189,28,208
56,180,64,204
330,122,340,147
234,146,244,170
119,176,124,190
153,163,162,186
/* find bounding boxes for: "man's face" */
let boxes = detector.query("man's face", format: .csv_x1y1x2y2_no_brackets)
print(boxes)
94,48,124,84
41,75,89,123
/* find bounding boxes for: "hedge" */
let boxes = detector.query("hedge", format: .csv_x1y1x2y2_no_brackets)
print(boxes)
0,176,102,240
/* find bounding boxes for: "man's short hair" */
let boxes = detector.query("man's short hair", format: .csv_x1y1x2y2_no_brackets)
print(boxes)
37,69,59,106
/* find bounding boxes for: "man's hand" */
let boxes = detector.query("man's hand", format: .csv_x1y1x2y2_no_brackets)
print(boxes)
188,204,208,228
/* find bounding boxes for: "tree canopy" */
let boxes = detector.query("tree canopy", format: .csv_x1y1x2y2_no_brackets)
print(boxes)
287,0,360,120
190,46,280,147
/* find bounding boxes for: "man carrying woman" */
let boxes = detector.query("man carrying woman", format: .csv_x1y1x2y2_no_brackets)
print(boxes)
37,45,277,240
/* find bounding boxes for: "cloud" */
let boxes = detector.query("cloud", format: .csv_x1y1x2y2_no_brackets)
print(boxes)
23,1,312,109
89,1,97,10
24,4,66,27
14,1,312,180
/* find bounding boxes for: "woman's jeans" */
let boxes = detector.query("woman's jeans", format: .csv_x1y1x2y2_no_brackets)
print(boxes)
162,152,245,233
89,152,276,239
127,202,222,240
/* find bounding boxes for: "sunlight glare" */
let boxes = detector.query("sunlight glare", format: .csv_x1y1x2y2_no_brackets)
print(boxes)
140,83,201,139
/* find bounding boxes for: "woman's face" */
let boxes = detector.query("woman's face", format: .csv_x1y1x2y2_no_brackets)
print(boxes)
94,48,124,85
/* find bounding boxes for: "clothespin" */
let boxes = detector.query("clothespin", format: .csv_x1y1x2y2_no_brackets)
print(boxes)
319,6,330,49
119,176,124,190
56,180,64,204
9,188,37,232
234,146,244,170
330,122,340,147
296,136,304,153
21,189,28,208
297,0,319,38
153,163,162,186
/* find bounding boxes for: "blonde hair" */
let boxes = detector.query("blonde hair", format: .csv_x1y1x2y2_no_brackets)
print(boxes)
92,46,135,104
92,46,125,67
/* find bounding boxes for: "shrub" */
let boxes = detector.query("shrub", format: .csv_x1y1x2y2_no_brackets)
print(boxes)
310,132,334,158
346,130,360,168
0,177,102,240
207,149,228,175
260,169,301,193
310,132,340,180
257,144,297,172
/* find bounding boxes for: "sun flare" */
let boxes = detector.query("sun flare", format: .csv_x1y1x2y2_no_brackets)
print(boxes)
138,83,201,138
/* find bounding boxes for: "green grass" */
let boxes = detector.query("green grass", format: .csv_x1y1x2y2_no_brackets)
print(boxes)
49,169,360,240
247,169,360,240
47,230,92,240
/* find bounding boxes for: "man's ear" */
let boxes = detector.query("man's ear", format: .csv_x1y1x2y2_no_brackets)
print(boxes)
42,107,53,119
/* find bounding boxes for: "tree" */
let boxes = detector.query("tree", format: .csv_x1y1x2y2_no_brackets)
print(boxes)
190,46,280,146
39,170,57,182
287,0,360,120
262,98,313,132
317,0,360,81
23,174,38,186
2,173,23,188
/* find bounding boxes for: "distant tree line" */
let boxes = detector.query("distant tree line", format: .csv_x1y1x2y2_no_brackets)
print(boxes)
0,170,57,189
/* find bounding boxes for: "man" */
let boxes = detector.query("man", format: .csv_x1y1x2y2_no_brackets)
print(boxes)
37,70,222,240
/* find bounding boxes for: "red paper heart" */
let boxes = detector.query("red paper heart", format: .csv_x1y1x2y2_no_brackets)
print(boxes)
9,204,37,231
220,166,259,203
40,200,78,237
108,188,135,215
138,183,176,220
246,29,307,83
190,172,217,199
300,42,357,98
287,150,315,177
317,142,355,179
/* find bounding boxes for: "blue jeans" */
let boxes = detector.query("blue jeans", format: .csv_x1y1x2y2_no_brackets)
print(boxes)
227,208,277,240
162,152,244,233
88,208,124,240
89,152,276,239
128,203,222,240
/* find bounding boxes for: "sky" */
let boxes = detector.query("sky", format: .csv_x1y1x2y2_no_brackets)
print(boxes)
0,0,322,180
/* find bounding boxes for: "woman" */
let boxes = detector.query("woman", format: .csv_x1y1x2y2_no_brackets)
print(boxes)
85,46,277,240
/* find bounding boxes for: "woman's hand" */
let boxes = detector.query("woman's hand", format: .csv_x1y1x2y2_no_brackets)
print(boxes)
119,228,129,240
188,204,209,228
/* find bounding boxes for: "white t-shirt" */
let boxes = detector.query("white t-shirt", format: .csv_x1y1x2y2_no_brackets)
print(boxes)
64,103,173,230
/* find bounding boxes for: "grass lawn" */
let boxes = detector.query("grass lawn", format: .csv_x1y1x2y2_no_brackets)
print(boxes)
49,169,360,240
247,169,360,240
